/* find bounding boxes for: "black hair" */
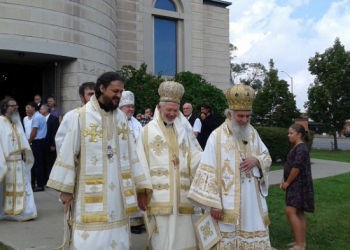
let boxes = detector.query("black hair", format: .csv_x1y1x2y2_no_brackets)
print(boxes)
27,101,38,111
94,72,126,98
201,104,212,112
79,82,95,97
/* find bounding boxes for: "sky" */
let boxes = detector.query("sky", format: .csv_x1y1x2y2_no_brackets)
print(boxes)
228,0,350,111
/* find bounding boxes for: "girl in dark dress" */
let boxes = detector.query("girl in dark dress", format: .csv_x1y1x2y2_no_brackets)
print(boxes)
280,123,314,250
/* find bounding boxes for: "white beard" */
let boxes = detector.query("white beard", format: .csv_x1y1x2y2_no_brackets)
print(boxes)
7,112,21,124
231,117,251,144
160,112,175,125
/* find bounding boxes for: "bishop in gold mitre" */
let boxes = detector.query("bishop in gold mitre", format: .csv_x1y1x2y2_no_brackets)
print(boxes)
136,80,203,250
188,84,273,250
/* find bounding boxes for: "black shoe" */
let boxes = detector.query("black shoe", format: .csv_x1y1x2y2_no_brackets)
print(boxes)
33,187,45,192
131,226,142,234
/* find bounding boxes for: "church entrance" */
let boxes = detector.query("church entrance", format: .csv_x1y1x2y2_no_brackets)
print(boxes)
0,63,43,116
0,62,60,118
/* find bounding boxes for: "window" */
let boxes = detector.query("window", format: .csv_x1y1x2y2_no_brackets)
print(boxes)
154,17,177,76
143,0,192,76
154,0,176,11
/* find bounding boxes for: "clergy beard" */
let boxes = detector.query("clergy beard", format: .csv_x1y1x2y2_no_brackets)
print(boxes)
160,112,174,125
101,95,119,110
231,117,250,144
7,112,21,124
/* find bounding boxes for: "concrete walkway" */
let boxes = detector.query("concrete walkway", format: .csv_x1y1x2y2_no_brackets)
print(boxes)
0,159,349,250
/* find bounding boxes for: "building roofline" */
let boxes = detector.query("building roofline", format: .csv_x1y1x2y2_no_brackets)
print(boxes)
203,0,232,8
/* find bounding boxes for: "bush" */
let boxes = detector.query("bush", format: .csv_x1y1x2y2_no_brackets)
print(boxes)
256,127,314,163
119,63,227,121
256,127,291,162
175,71,227,122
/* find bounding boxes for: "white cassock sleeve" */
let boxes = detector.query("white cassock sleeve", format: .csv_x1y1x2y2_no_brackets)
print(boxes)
47,111,81,193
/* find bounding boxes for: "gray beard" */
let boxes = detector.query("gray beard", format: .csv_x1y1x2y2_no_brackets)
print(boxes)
7,112,21,124
231,118,251,144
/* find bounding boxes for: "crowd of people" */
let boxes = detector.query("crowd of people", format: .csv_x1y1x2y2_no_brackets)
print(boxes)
0,72,314,250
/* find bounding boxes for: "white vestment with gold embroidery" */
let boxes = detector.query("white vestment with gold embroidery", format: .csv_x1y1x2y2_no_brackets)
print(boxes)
126,115,144,224
47,95,152,250
188,120,272,249
136,111,202,250
0,116,37,221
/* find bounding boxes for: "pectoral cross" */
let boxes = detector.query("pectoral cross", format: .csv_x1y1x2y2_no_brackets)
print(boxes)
117,122,128,140
83,124,103,143
172,154,179,169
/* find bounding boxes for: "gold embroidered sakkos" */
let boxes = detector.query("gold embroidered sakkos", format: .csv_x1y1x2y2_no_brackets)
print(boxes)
83,123,103,143
149,135,168,156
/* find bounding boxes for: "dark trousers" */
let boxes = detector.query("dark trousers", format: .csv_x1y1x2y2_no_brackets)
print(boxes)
44,149,56,184
31,139,46,188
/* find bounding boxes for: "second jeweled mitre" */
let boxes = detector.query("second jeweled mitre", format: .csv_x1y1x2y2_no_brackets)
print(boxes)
226,84,255,111
158,81,185,104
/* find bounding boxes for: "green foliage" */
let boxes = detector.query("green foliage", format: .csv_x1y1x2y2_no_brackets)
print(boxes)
252,59,300,127
256,127,314,162
119,63,227,121
256,127,291,162
306,37,350,149
0,242,12,250
174,72,227,121
118,64,163,115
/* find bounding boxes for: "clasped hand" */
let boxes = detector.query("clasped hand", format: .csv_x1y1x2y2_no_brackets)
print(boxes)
239,156,258,173
280,180,289,190
210,208,222,220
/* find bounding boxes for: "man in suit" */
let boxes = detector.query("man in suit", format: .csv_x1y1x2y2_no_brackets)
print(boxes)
34,94,42,110
40,104,59,185
199,104,221,150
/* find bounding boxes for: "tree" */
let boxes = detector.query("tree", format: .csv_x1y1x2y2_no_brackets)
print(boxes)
230,44,267,90
119,63,227,121
175,71,227,121
252,59,300,127
305,37,350,150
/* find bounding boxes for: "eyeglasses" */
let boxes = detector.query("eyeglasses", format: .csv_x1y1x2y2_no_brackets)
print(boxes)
8,105,19,108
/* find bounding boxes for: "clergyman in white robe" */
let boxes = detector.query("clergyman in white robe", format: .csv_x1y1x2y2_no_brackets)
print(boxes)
0,114,37,221
188,118,272,249
137,80,203,250
47,95,152,249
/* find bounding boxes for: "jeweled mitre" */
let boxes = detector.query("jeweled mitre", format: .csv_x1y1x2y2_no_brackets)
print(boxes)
226,84,255,110
158,81,184,104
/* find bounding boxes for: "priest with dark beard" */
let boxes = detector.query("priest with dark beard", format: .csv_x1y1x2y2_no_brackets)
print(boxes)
188,84,272,249
0,97,37,221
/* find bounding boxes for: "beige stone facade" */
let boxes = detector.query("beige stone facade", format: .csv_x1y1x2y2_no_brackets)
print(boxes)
0,0,231,113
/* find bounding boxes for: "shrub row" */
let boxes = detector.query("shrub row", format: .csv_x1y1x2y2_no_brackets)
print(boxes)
256,127,314,163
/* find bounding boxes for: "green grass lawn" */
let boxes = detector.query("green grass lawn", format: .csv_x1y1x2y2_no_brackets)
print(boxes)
268,173,350,250
310,149,350,163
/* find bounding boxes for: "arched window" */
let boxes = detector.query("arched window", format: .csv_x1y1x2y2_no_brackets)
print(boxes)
143,0,192,76
154,0,176,11
154,0,177,75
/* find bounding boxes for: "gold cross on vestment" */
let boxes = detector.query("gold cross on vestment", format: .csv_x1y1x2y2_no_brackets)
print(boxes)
172,154,179,169
117,122,128,140
83,124,103,143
